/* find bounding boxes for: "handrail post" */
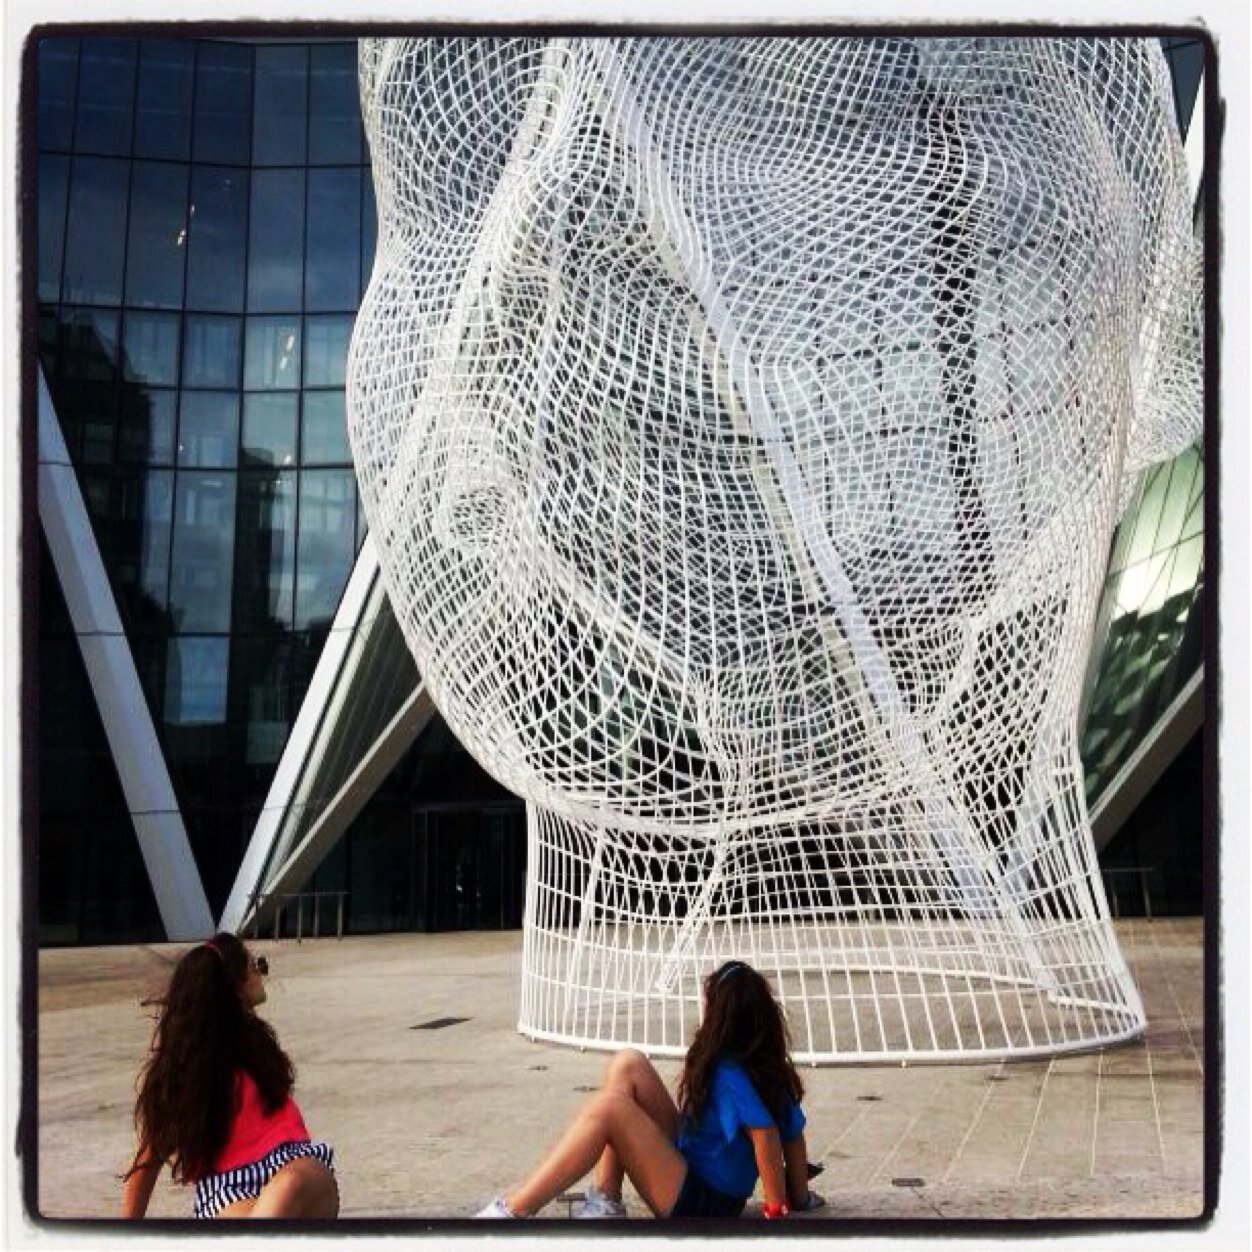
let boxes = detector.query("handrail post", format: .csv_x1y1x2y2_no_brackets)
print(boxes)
336,892,345,940
296,894,304,943
313,892,321,938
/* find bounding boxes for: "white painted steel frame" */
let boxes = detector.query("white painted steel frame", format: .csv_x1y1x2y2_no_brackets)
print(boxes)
352,38,1201,1061
38,368,214,940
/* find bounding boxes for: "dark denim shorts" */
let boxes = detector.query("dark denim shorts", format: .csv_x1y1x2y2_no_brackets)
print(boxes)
668,1165,747,1220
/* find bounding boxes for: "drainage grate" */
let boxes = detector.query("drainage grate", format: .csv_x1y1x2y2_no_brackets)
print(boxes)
410,1016,471,1030
857,1094,882,1102
892,1177,925,1188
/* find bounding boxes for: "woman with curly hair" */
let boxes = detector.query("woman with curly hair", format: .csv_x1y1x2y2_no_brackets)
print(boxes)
476,959,825,1220
120,932,338,1220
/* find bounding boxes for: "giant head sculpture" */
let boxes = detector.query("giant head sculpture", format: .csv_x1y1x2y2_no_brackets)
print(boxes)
348,37,1201,1060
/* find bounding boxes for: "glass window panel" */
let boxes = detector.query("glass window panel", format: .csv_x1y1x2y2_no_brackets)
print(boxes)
60,307,120,380
168,472,237,632
309,44,362,164
193,43,252,165
182,315,241,389
357,489,369,551
1152,448,1199,554
248,169,306,312
39,306,60,376
110,468,174,626
81,402,119,465
306,168,360,310
62,157,129,305
245,317,301,390
301,390,351,465
121,311,180,386
1181,478,1204,541
1122,463,1171,568
134,39,194,160
295,469,356,629
1166,534,1203,603
124,161,190,309
164,635,229,725
1169,42,1205,138
229,636,294,765
234,470,297,631
38,154,71,302
178,392,239,467
119,388,177,464
73,37,136,155
38,37,79,151
186,166,248,313
252,45,308,166
302,315,352,388
242,393,298,467
361,173,377,297
55,382,117,465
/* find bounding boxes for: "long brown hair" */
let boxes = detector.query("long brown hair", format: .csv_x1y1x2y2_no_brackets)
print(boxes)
124,932,294,1184
677,960,804,1125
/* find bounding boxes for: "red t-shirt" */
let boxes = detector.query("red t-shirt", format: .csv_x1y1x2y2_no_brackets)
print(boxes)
207,1070,310,1176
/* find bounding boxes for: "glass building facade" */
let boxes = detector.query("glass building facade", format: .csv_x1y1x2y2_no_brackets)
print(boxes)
33,34,1206,943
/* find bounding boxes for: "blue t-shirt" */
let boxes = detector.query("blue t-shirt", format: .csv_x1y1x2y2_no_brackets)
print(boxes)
674,1058,805,1198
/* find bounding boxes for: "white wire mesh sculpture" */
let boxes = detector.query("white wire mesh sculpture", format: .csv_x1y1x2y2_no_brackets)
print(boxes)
348,37,1201,1061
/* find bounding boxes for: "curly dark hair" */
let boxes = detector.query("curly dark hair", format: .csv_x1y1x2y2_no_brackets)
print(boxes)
677,960,804,1127
123,932,294,1184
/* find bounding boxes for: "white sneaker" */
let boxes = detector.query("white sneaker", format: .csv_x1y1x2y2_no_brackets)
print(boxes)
475,1196,520,1218
574,1187,628,1218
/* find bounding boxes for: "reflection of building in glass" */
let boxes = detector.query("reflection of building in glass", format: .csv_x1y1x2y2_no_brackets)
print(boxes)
33,34,1208,947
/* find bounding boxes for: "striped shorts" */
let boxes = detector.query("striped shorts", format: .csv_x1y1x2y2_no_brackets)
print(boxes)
193,1140,335,1219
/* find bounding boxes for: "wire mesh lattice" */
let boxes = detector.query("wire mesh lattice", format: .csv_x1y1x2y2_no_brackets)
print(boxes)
349,37,1201,1061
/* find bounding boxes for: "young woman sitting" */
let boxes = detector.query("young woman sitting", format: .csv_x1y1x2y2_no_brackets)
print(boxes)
477,959,826,1219
120,932,339,1220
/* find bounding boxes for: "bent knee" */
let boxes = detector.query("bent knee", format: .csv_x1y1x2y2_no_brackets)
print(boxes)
607,1047,648,1079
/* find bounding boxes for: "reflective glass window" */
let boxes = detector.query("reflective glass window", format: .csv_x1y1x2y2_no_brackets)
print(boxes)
234,469,297,631
295,469,356,629
60,307,120,380
62,157,129,305
1153,447,1199,553
134,39,194,160
124,161,190,309
38,153,71,302
164,635,230,724
168,472,237,632
245,317,302,389
80,396,119,464
306,168,360,310
118,388,177,464
301,390,351,465
122,311,180,385
178,392,239,467
37,38,78,151
39,307,60,376
182,315,241,389
303,315,352,387
361,174,378,296
193,43,252,165
186,167,248,313
309,44,362,164
1168,42,1205,138
56,381,117,464
113,469,175,625
73,38,136,155
229,636,293,765
248,169,306,312
242,393,298,467
252,45,308,166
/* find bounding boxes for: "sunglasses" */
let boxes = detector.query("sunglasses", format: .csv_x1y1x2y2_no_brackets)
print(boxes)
248,954,270,976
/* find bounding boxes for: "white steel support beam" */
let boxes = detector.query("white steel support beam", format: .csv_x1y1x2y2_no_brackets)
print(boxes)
38,368,214,940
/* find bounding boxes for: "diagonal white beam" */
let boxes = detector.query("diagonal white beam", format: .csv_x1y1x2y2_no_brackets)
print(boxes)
38,367,214,940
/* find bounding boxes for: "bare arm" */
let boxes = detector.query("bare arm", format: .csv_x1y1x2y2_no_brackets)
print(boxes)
745,1125,789,1212
782,1130,812,1209
120,1147,162,1219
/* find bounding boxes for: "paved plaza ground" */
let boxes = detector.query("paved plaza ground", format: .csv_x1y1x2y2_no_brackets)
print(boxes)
34,917,1205,1224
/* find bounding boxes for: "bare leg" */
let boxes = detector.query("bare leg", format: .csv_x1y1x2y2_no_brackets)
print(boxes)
247,1158,339,1219
504,1089,687,1217
592,1049,680,1202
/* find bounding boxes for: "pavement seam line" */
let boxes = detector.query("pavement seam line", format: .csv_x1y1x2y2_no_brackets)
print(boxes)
1015,1055,1054,1180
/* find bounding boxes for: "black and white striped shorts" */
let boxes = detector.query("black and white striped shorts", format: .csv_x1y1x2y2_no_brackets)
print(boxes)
193,1140,335,1219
